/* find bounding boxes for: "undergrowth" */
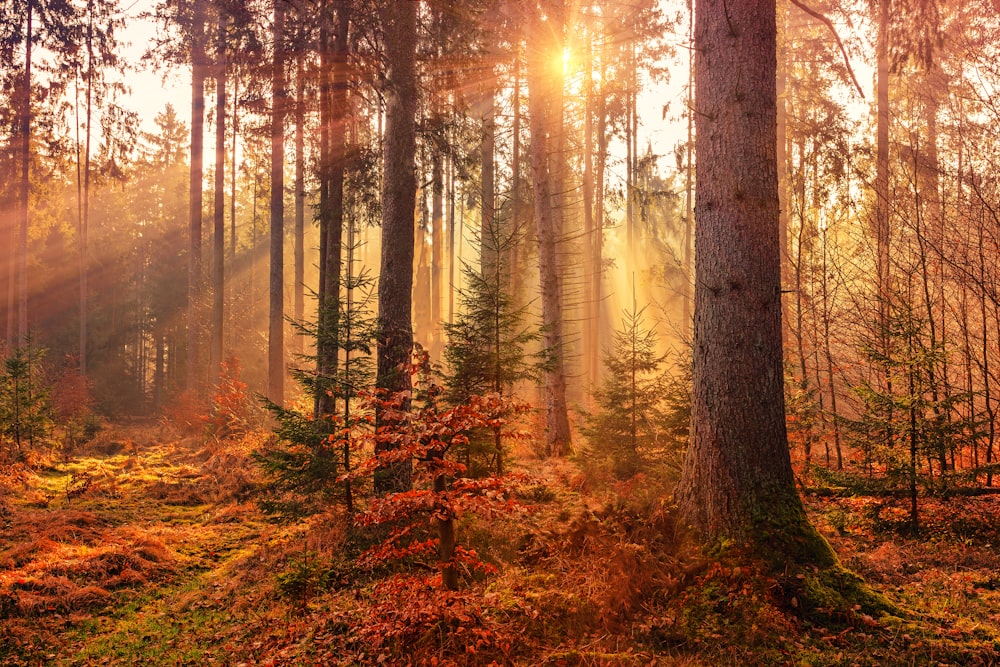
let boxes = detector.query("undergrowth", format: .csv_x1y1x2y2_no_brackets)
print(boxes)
3,422,1000,665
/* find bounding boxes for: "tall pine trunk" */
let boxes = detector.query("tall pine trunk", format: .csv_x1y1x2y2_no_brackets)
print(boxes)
187,0,206,391
268,0,286,405
527,0,572,456
293,43,305,359
79,0,94,374
315,6,349,421
676,0,826,563
17,2,32,345
375,0,418,493
211,12,227,383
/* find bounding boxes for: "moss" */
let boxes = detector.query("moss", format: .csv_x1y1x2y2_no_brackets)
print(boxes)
707,493,903,620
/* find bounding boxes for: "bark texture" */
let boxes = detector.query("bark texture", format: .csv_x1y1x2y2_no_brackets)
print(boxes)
375,0,418,493
268,0,286,405
675,0,809,553
187,0,206,391
526,0,572,456
211,12,227,383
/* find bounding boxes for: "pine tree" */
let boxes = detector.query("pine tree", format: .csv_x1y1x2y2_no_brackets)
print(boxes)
584,304,686,478
443,226,536,476
256,253,377,517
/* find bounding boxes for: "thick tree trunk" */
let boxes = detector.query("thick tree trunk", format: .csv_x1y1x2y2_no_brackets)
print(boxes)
375,0,418,493
527,1,572,456
211,12,227,383
676,0,819,558
187,0,206,391
268,0,286,405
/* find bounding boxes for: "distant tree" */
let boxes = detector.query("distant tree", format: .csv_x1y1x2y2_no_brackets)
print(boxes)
268,0,287,405
210,5,228,387
188,0,208,393
0,336,52,456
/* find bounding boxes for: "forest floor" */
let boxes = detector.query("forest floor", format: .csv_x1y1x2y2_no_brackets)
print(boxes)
3,424,1000,666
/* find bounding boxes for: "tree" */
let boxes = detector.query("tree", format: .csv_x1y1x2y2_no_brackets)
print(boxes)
674,0,863,588
443,225,536,477
210,6,228,386
374,0,418,494
268,0,286,405
187,0,207,393
583,302,683,479
526,0,572,457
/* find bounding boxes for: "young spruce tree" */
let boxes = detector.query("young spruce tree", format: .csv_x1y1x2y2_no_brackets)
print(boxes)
443,224,536,477
584,304,688,478
256,242,377,517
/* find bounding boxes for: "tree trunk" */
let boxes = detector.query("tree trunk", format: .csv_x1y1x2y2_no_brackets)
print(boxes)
676,0,825,562
211,11,227,383
527,0,572,456
80,0,94,375
187,0,206,391
294,43,305,360
480,62,497,277
316,6,349,421
268,0,286,405
375,0,418,493
17,1,32,345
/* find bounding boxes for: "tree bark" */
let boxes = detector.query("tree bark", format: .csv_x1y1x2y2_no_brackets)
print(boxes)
17,1,33,345
527,0,572,456
80,0,94,374
676,0,821,559
211,11,227,383
187,0,206,391
375,0,418,493
268,0,286,405
316,5,349,421
294,41,305,360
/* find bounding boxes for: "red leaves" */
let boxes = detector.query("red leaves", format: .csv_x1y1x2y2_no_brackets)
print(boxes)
350,361,525,588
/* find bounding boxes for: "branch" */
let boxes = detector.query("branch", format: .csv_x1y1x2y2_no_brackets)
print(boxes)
789,0,865,100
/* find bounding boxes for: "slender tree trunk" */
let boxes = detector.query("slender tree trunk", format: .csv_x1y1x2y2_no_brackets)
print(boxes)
509,49,522,302
820,224,843,469
268,0,286,405
188,0,206,391
431,151,443,356
294,43,305,359
676,0,824,560
211,12,227,382
375,0,417,493
229,67,238,352
480,59,497,276
527,0,572,456
17,2,33,345
682,4,694,336
582,26,595,391
593,35,608,387
80,1,94,374
875,0,892,444
316,6,349,421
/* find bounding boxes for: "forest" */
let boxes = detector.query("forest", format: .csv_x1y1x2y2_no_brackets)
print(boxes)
4,0,1000,664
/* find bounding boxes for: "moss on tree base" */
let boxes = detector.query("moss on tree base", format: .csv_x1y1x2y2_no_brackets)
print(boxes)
747,505,900,620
